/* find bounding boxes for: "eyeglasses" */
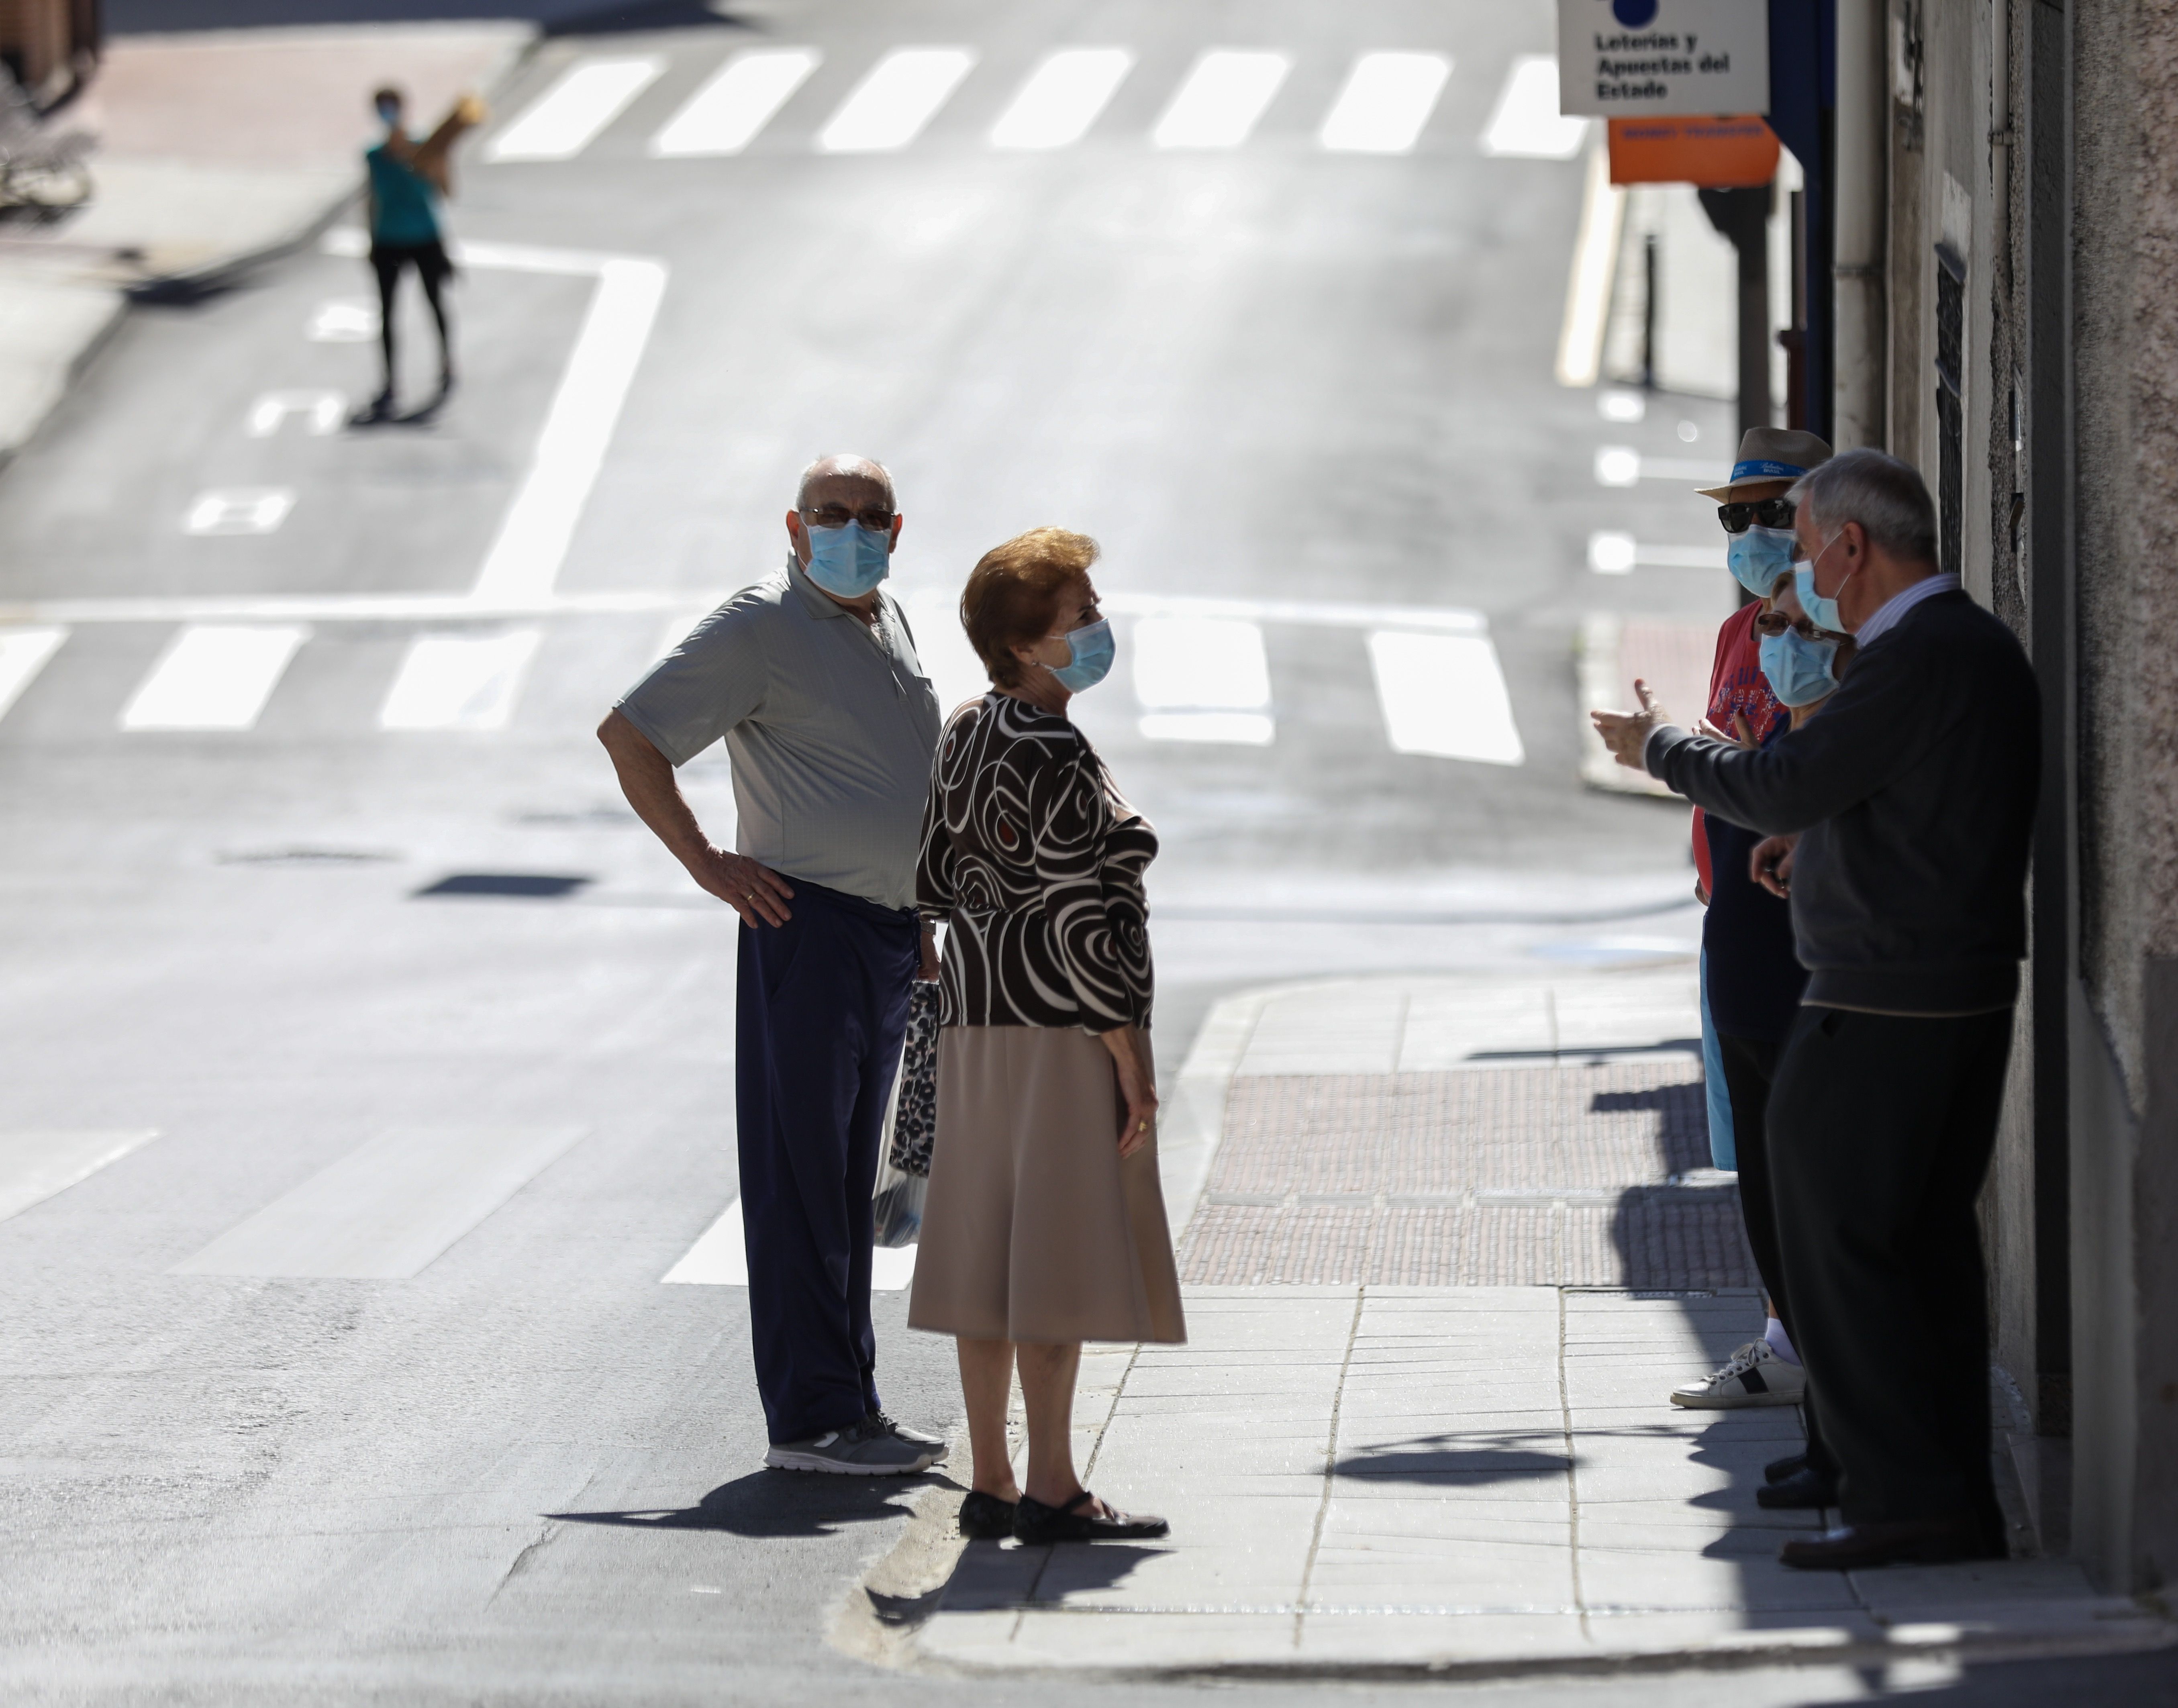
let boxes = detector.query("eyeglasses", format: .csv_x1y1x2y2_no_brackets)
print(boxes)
802,504,896,532
1753,608,1838,643
1717,498,1796,535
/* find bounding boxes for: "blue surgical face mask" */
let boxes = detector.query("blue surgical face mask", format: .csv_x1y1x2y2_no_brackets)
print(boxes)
1758,627,1840,708
1726,525,1796,599
1792,535,1855,634
1046,617,1114,693
376,99,401,130
802,522,892,598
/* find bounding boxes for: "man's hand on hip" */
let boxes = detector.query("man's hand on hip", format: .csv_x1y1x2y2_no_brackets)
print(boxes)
688,846,795,927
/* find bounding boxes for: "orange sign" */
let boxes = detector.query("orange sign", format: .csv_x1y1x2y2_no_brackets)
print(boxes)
1607,114,1780,186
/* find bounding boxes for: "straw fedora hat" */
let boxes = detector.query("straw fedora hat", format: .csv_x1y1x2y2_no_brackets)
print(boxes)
1695,426,1834,502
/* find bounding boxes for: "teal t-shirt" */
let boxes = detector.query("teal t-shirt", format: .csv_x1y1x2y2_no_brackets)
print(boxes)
366,141,441,245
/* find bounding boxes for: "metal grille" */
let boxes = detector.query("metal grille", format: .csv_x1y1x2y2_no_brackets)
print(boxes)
1179,1064,1757,1289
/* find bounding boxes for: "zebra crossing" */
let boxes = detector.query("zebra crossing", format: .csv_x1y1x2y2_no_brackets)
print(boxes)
0,606,1527,761
0,1123,910,1288
479,44,1588,165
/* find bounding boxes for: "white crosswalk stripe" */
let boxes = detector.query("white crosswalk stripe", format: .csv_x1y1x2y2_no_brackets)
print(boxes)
1481,53,1587,159
0,625,66,722
120,625,308,732
1368,631,1527,766
1152,50,1291,149
649,48,820,156
989,47,1133,149
817,47,976,153
379,630,541,731
1131,616,1274,745
1320,51,1452,153
662,1197,918,1290
171,1126,587,1279
0,1130,160,1224
487,57,665,162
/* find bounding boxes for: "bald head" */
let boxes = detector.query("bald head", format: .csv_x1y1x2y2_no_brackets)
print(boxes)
796,454,894,510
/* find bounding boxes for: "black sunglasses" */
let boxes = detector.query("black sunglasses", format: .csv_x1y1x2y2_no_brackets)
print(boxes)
1717,497,1796,535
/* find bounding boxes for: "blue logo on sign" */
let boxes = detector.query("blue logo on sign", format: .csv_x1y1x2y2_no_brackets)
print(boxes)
1613,0,1661,25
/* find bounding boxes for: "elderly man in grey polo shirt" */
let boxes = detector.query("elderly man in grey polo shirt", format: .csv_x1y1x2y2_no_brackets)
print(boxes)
598,454,946,1476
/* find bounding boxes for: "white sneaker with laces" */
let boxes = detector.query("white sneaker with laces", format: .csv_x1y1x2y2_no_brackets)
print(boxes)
764,1415,938,1474
1669,1338,1806,1409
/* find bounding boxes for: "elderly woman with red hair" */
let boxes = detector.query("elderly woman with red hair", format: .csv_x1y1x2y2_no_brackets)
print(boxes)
908,526,1185,1545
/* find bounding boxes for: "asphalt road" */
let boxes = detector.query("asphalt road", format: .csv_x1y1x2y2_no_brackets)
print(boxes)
0,2,2047,1704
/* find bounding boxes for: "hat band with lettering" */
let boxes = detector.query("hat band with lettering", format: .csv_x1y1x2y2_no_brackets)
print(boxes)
1729,458,1806,482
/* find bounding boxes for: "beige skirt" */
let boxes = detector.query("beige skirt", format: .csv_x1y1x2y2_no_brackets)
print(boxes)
908,1025,1186,1345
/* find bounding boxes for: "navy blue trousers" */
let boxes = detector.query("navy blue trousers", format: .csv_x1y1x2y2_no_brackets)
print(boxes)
736,878,917,1444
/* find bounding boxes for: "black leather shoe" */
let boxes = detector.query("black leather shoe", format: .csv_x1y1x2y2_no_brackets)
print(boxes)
1013,1489,1169,1543
1780,1517,2005,1571
1757,1465,1839,1509
958,1490,1017,1540
1765,1452,1808,1485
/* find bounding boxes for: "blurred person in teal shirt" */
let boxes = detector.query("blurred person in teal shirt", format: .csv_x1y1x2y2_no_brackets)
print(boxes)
359,86,480,422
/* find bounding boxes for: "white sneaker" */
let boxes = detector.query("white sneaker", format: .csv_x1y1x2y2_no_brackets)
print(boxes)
1669,1338,1807,1409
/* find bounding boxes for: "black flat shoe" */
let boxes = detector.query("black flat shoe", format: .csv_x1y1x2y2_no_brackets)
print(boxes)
1765,1452,1807,1485
1756,1465,1839,1509
958,1490,1017,1540
1013,1489,1169,1543
1780,1517,2004,1571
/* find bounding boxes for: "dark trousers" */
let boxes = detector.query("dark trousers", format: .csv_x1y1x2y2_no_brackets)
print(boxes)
1766,1004,2013,1531
1717,1031,1837,1477
735,879,917,1444
369,239,453,393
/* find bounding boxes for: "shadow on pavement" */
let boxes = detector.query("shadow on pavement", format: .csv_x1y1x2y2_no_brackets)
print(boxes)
547,1469,939,1539
938,1537,1164,1612
1332,1435,1569,1484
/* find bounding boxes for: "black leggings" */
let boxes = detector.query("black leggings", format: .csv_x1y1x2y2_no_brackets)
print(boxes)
369,241,453,391
1718,1028,1836,1477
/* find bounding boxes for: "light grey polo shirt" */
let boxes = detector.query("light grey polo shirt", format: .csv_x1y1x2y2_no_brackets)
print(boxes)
615,555,942,911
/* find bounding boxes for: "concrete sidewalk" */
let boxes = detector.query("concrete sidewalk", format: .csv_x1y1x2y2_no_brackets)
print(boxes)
0,23,532,462
841,972,2173,1681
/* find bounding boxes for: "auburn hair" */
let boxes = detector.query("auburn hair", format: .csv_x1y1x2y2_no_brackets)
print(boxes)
960,527,1099,689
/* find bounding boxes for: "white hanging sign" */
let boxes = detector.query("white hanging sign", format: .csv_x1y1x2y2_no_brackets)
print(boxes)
1556,0,1770,117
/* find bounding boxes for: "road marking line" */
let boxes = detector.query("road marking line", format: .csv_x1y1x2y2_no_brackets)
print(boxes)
1555,138,1624,386
1587,533,1720,573
1319,51,1451,154
1368,631,1526,765
0,587,1491,632
184,488,294,535
1132,615,1274,745
306,298,377,342
0,625,66,720
379,629,541,731
0,1130,160,1224
1595,447,1718,486
486,57,665,161
817,47,976,152
990,47,1133,149
662,1197,917,1290
468,258,667,601
246,391,344,437
650,47,820,155
1153,50,1290,149
170,1126,586,1279
1482,53,1587,159
120,625,308,731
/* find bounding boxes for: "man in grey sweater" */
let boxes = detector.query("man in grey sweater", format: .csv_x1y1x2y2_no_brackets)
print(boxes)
1592,449,2039,1571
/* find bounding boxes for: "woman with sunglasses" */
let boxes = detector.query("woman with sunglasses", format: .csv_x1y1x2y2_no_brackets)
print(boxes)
1670,430,1835,1428
908,527,1184,1546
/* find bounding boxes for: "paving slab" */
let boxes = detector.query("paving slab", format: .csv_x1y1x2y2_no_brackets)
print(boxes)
842,977,2176,1679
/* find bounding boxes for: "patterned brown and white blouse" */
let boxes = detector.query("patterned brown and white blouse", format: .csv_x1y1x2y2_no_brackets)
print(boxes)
915,692,1156,1034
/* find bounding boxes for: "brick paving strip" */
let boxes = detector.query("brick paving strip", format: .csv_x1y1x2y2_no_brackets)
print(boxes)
839,973,2174,1678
